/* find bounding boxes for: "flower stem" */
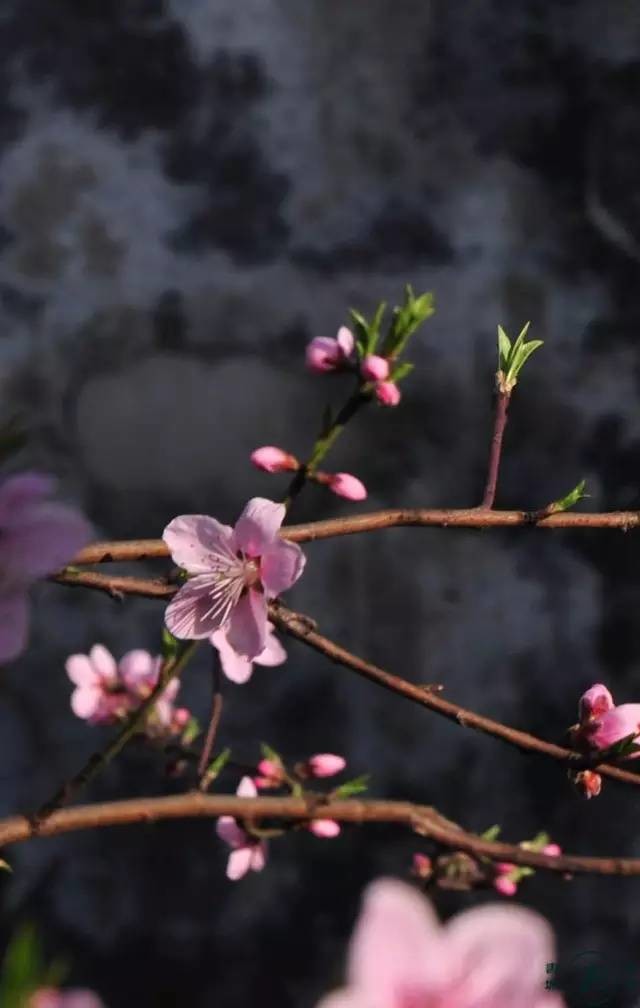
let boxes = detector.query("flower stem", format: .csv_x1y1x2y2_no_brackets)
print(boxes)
480,390,510,509
284,386,369,510
32,641,198,823
198,655,224,791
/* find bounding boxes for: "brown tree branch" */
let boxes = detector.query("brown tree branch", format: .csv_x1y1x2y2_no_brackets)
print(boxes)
480,390,510,509
0,792,638,875
69,507,640,565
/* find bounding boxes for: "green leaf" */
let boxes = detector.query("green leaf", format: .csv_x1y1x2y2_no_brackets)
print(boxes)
389,361,415,383
382,287,435,357
205,747,231,782
181,717,201,746
510,321,531,360
331,774,369,798
548,479,587,514
509,339,543,378
161,627,180,662
260,742,283,767
599,732,640,760
520,831,550,853
0,924,46,1008
0,859,11,873
497,325,511,370
481,824,501,842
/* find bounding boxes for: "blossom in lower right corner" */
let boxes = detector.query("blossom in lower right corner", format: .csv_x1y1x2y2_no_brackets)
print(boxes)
29,989,105,1008
216,777,267,881
573,683,640,755
315,878,566,1008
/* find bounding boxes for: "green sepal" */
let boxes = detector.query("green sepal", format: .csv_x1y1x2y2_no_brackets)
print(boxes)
331,774,369,798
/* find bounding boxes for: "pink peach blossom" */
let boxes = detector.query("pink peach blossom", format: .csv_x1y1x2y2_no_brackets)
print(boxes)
579,683,614,722
316,878,565,1008
163,498,306,660
210,621,287,684
361,354,390,382
309,819,341,838
66,646,189,735
306,754,347,778
29,990,105,1008
0,472,92,663
583,703,640,753
328,473,368,502
306,327,355,373
374,381,401,407
216,777,267,880
250,446,298,473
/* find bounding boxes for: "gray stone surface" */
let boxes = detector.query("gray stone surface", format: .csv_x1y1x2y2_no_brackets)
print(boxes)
2,1,640,1005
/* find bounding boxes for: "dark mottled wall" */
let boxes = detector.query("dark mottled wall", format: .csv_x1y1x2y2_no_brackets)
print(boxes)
2,2,640,1006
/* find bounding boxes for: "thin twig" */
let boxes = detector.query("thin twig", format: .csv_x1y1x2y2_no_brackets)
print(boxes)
68,507,640,566
32,642,198,823
480,390,510,509
2,792,640,875
198,656,224,790
268,602,640,789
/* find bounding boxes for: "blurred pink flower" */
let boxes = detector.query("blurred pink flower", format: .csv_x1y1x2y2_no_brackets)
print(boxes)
306,327,354,373
29,989,105,1008
0,473,92,664
163,498,306,660
66,646,188,735
494,874,518,897
306,754,346,778
374,381,401,407
250,446,299,473
308,819,341,838
361,354,390,382
542,843,562,857
210,621,287,685
316,878,565,1008
216,777,267,880
411,853,432,879
327,473,367,501
575,684,640,756
254,757,284,789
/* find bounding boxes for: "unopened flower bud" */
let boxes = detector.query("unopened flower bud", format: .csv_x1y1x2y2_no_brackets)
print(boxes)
306,753,346,778
361,354,390,382
572,769,602,799
542,843,561,857
254,758,284,789
412,853,432,879
375,380,401,407
309,819,341,838
494,875,518,896
251,446,299,474
306,328,354,373
579,683,614,724
327,473,367,501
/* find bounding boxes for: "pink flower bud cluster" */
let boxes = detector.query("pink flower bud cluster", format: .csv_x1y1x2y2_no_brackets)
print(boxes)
494,843,561,897
305,329,401,406
251,446,367,501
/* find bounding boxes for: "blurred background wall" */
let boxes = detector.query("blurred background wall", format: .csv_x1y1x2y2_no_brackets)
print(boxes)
2,1,640,1005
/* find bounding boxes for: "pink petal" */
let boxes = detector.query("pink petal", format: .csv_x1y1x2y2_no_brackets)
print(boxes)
0,473,55,523
237,775,258,798
589,704,640,752
307,754,346,777
65,654,99,688
347,879,444,999
328,473,368,502
226,589,268,659
119,650,160,694
71,685,103,720
234,498,285,557
336,326,355,357
62,994,105,1008
314,993,365,1008
260,539,306,596
162,514,235,574
210,629,254,684
227,846,253,880
254,626,287,668
360,354,390,382
446,903,557,1007
306,337,342,373
0,592,29,664
579,683,614,722
216,816,248,849
1,502,92,583
164,574,231,639
309,819,341,838
88,645,118,685
250,841,267,872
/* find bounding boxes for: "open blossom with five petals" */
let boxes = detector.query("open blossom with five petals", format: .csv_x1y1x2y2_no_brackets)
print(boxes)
306,327,355,373
574,683,640,756
66,645,189,734
163,498,305,660
29,990,105,1008
316,878,565,1008
0,472,92,664
210,621,287,685
216,777,268,880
